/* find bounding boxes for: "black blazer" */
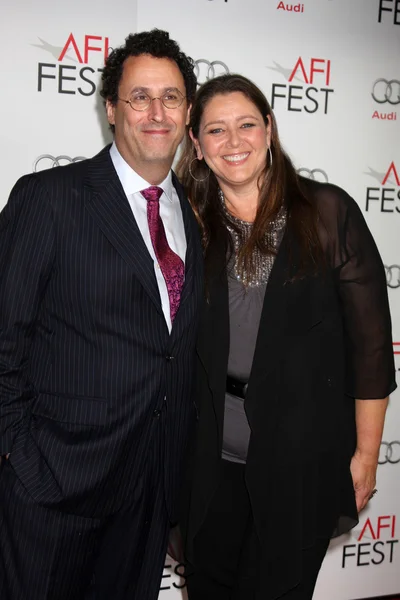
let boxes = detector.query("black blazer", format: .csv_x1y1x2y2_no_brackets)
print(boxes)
181,180,396,599
0,146,203,521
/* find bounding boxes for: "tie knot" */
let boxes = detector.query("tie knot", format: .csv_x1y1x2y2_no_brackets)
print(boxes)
141,186,163,203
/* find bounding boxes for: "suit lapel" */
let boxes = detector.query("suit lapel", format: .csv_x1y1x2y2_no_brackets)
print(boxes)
198,228,294,439
84,146,162,316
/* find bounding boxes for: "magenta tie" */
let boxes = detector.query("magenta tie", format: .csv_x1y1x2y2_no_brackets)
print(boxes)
141,186,185,323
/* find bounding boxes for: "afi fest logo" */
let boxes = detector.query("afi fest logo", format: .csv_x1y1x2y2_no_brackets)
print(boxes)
371,78,399,121
364,162,400,213
33,33,110,96
269,57,334,114
276,2,305,11
342,515,398,568
378,0,400,24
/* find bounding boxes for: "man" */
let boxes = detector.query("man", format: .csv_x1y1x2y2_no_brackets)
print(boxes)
0,29,202,600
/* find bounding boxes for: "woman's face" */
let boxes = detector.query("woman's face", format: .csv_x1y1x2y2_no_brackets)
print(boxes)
191,91,271,192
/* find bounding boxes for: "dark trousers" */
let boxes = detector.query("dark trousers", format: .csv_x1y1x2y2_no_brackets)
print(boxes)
0,427,170,600
186,459,330,600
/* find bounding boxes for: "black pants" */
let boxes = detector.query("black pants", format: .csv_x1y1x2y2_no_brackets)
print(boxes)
0,427,169,600
186,459,330,600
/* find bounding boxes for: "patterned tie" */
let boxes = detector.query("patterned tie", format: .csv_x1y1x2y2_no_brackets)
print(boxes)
141,186,185,323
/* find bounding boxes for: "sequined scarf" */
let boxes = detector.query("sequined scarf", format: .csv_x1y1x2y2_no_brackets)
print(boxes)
218,188,287,287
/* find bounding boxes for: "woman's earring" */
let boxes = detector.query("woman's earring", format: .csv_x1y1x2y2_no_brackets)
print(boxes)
189,157,210,182
268,146,273,168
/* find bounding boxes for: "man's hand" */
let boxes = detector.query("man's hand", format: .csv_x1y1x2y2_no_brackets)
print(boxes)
350,449,377,512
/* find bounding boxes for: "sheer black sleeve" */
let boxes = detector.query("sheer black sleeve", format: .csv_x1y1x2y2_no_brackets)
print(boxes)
317,184,397,400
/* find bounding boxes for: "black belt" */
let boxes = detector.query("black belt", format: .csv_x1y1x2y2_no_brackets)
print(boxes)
226,375,248,399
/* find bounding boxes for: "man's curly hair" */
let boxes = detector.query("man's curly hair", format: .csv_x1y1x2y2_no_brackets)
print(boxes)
100,29,197,106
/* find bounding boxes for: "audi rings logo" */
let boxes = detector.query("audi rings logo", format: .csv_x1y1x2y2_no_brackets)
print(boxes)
194,59,229,86
33,154,87,172
297,168,329,183
385,265,400,288
378,441,400,464
372,79,400,105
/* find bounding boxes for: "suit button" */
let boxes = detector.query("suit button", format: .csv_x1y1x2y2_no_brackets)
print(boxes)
166,355,174,361
153,409,161,418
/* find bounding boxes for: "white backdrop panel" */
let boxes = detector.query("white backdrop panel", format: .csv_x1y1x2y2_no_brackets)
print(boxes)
0,1,399,598
0,0,137,198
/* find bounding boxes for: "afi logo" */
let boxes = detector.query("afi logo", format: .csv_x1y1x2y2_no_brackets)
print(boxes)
289,57,331,85
382,162,400,185
365,162,400,213
270,57,334,114
58,34,109,64
358,515,397,541
35,33,110,96
378,0,400,24
342,515,398,567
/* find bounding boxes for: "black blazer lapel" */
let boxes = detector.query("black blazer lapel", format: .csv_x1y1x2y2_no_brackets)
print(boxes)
197,228,293,440
196,236,230,443
84,146,162,316
249,231,291,379
245,227,323,422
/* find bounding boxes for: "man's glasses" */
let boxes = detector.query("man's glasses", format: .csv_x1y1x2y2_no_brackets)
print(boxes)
118,89,186,112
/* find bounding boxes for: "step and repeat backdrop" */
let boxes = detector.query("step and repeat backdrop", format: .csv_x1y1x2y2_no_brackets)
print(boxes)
0,0,399,598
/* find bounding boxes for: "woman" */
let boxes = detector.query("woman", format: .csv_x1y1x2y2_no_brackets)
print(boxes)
176,74,396,600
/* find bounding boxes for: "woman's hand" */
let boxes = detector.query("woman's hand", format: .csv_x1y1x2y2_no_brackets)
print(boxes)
350,449,377,512
351,397,389,512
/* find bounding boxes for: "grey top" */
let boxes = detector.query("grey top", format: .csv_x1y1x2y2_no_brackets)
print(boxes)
220,205,286,464
221,269,267,464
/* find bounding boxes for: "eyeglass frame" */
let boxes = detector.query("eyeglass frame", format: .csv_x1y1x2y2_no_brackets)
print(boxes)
117,89,187,112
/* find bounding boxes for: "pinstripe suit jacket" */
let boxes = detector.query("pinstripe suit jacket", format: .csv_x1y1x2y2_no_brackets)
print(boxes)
0,146,203,520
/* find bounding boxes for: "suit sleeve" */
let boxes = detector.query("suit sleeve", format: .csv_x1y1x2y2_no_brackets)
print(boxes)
335,195,396,399
0,175,55,455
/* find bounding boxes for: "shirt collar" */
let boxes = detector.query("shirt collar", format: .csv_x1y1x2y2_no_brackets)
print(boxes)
110,142,174,203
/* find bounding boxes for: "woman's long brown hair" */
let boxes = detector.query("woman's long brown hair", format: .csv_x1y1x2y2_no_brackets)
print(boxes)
176,74,323,281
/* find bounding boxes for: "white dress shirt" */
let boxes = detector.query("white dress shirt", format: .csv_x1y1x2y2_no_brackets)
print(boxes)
110,143,187,333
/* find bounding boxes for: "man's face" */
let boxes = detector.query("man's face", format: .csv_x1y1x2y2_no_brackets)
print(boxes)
106,54,190,178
